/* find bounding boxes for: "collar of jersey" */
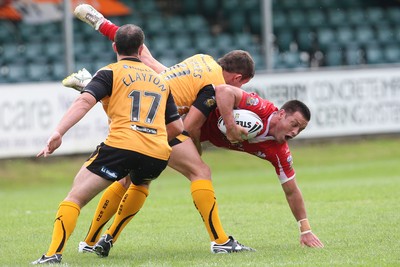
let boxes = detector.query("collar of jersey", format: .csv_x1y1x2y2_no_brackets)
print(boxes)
120,57,141,62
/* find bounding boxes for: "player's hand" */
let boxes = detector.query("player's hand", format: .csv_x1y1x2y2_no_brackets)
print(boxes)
300,231,324,248
37,132,63,158
225,124,248,143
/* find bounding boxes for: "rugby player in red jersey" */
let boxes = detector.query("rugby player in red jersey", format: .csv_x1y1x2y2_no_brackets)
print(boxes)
206,84,323,248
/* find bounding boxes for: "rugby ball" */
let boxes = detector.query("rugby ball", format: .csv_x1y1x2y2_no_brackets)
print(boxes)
217,109,263,140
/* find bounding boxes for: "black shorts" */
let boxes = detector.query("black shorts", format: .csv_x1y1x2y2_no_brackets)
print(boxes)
85,143,168,185
192,85,217,117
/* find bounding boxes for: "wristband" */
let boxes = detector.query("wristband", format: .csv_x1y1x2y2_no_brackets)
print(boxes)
298,218,311,234
300,230,312,235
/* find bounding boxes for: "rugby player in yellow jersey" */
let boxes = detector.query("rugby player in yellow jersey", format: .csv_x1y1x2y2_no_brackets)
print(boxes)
65,4,257,256
31,24,183,265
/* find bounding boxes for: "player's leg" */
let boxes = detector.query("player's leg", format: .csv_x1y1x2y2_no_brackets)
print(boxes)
103,182,149,242
168,136,255,253
79,178,130,253
176,93,229,244
92,152,168,257
168,138,229,243
32,166,113,264
171,89,254,252
93,183,150,257
74,4,167,73
74,4,117,41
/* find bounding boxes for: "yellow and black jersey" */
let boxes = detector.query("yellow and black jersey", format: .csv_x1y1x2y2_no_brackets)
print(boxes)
161,54,226,115
83,58,180,160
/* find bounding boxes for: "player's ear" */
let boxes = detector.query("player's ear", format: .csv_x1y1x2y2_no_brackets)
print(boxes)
278,109,286,119
138,44,144,55
112,42,117,53
233,73,243,82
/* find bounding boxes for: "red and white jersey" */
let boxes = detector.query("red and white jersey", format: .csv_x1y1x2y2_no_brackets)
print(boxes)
200,91,295,184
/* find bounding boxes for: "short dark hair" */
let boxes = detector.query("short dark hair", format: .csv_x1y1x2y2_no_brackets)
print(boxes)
281,100,311,121
217,50,255,80
114,24,144,56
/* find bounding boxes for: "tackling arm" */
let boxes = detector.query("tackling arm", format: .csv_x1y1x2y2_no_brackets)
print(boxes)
281,179,324,248
214,84,248,143
182,107,208,154
166,119,184,142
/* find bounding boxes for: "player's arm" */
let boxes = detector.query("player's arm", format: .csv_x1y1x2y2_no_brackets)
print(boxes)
139,44,168,74
37,92,97,157
184,84,220,154
182,106,207,154
214,84,248,143
281,179,324,248
166,119,184,141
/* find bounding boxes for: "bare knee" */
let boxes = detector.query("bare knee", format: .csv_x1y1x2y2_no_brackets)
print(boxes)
189,161,212,181
119,176,131,189
64,193,90,208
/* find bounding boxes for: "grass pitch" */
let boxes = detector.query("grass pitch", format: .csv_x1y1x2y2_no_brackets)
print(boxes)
0,137,399,266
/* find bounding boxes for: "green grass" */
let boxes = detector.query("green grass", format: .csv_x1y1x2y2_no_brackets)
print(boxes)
1,137,400,266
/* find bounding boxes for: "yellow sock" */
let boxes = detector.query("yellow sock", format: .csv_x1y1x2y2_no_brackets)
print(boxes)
105,184,148,243
84,181,127,245
46,201,80,255
191,179,229,244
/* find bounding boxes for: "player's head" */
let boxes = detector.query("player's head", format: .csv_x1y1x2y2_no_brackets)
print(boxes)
274,100,311,143
218,50,255,88
281,100,311,121
113,24,144,57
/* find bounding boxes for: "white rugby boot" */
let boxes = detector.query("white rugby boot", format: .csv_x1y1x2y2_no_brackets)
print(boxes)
78,241,95,253
62,68,92,92
211,236,256,253
74,4,105,30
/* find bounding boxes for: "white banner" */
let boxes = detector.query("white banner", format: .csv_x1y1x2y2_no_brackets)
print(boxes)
1,67,400,158
0,82,108,158
245,67,400,138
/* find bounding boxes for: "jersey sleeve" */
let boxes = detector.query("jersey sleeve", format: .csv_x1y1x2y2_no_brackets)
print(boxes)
165,92,181,124
237,91,262,110
83,68,113,101
265,142,296,184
